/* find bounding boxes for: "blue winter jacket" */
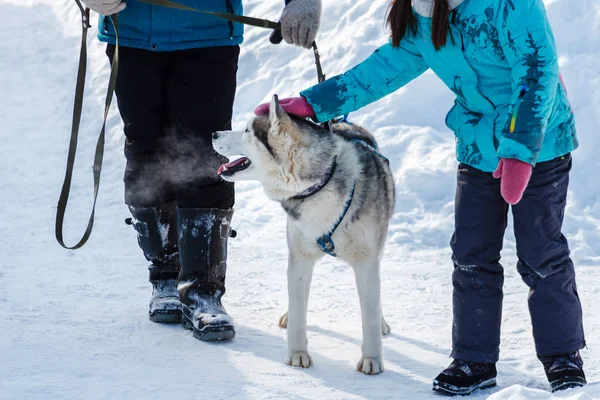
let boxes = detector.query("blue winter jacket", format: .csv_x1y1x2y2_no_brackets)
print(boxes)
97,0,244,51
300,0,577,172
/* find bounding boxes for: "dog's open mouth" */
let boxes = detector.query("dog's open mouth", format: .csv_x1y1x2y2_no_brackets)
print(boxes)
218,156,252,176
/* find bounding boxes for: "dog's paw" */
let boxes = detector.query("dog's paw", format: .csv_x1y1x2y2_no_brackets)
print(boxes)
356,357,384,375
278,311,288,329
286,351,313,368
381,318,391,336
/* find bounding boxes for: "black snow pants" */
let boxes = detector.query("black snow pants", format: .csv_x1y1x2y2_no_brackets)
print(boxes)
106,44,239,208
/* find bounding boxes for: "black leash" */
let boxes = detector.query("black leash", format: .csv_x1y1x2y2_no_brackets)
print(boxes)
57,0,326,249
55,0,119,250
138,0,281,30
138,0,326,82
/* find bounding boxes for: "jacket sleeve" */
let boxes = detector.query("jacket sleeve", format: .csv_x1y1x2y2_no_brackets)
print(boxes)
300,38,428,123
495,0,560,165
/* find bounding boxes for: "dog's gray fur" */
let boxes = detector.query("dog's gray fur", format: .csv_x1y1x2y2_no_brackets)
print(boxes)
212,96,394,375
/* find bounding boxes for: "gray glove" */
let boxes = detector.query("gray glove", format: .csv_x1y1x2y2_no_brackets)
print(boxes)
280,0,322,49
83,0,126,15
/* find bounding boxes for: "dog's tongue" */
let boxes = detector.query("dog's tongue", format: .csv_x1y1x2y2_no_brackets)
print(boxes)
218,156,248,175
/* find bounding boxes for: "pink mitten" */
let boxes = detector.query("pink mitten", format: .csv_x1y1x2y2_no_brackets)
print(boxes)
254,96,315,119
492,158,533,205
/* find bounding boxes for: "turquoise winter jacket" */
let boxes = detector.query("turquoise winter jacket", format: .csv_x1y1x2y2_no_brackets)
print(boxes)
97,0,244,51
300,0,577,172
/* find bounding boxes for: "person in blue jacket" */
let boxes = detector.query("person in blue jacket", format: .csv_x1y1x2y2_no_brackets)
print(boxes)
256,0,587,394
82,0,322,342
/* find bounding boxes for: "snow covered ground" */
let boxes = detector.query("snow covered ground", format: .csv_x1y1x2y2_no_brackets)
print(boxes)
1,0,599,398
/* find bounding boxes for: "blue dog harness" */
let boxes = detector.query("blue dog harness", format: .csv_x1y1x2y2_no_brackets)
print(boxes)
290,138,388,257
316,183,356,257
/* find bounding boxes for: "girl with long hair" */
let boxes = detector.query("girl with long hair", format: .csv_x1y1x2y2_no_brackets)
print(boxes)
256,0,586,395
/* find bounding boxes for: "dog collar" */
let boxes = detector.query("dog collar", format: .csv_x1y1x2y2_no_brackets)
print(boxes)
290,139,387,257
315,139,388,257
287,155,350,257
291,156,338,200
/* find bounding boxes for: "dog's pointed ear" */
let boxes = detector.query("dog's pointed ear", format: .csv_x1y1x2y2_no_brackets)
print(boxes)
269,94,291,130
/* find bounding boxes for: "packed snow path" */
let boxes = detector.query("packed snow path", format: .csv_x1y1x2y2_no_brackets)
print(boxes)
1,0,599,398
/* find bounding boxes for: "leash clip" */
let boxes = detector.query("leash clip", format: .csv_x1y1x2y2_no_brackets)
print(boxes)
82,8,91,29
317,235,336,257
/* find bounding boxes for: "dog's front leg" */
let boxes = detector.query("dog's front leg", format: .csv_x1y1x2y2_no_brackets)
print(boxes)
286,239,319,369
352,257,384,375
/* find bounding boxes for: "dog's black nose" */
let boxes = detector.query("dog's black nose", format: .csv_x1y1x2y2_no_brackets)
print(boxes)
212,131,219,140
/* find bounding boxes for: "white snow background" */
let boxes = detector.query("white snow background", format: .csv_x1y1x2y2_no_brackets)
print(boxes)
1,0,599,399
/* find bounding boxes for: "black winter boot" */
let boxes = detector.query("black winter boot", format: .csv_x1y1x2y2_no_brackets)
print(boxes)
148,279,180,323
129,201,182,323
177,208,235,341
540,351,586,392
433,359,497,396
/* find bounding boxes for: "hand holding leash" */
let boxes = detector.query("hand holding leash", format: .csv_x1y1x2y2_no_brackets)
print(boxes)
61,0,324,249
271,0,322,49
255,97,315,119
270,0,291,44
83,0,125,15
493,158,532,204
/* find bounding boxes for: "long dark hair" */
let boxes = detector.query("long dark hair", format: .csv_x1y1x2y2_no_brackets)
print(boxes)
387,0,452,50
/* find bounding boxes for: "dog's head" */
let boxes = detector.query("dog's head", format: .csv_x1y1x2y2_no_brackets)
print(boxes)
212,95,335,199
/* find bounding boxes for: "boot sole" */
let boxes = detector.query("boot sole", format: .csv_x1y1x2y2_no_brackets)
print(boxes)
149,309,182,323
182,315,235,341
551,376,587,392
433,378,497,396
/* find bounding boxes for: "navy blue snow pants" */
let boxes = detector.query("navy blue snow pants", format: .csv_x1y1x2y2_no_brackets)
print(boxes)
450,154,585,363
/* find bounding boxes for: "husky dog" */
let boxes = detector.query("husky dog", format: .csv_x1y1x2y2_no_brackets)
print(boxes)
212,95,394,375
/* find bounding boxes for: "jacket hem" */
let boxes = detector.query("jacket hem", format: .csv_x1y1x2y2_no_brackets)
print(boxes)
458,144,577,173
97,33,244,52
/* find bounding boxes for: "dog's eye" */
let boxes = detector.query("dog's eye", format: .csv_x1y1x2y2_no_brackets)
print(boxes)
245,128,249,133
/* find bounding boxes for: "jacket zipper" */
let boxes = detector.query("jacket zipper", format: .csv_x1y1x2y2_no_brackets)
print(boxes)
453,12,494,110
225,0,235,38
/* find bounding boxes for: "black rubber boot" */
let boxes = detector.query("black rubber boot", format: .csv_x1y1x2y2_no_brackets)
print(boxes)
129,201,182,323
540,351,587,392
433,359,497,396
177,208,235,341
148,279,180,323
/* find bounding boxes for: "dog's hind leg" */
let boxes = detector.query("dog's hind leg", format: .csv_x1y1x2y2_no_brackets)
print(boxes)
285,242,320,369
381,316,391,336
351,257,384,375
278,310,288,329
